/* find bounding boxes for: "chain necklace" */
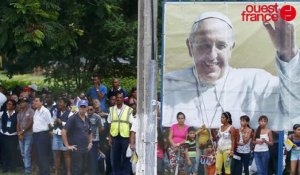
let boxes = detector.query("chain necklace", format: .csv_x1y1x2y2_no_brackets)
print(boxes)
193,67,230,129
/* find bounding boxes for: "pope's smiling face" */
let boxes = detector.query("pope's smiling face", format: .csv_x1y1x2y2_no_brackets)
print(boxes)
187,18,235,84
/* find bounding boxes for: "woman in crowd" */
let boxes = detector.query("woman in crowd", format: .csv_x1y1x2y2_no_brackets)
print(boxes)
1,99,18,173
52,98,72,175
288,124,300,175
168,112,189,174
253,115,273,175
231,115,253,175
215,111,235,175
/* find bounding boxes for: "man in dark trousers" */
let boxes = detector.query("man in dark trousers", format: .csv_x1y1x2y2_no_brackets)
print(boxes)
62,100,92,175
32,96,52,175
108,91,133,175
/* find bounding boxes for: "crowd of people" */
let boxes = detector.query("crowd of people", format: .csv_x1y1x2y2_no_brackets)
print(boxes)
162,111,300,175
0,74,138,175
0,73,299,175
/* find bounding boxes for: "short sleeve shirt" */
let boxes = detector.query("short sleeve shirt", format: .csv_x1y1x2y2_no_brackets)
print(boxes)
17,107,34,133
87,85,108,112
33,106,52,133
130,117,138,133
64,114,91,153
185,140,197,158
88,113,103,141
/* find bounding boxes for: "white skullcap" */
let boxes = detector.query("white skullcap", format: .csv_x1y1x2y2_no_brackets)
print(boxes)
194,11,233,29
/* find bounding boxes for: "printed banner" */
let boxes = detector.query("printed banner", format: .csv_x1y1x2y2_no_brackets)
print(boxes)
162,2,300,130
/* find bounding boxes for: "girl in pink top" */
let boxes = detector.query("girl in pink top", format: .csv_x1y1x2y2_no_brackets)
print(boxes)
168,112,189,174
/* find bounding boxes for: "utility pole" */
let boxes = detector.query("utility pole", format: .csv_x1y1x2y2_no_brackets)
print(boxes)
136,0,158,174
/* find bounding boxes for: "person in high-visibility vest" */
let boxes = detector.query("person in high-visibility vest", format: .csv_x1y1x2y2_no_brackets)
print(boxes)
108,91,134,175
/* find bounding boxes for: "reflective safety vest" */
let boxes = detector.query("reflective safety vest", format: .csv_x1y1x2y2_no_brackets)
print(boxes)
110,105,133,137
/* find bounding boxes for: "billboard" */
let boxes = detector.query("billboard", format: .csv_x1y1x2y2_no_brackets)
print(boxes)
162,2,300,130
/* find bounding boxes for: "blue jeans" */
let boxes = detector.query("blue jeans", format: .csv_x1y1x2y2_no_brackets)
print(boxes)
254,151,269,175
185,157,198,174
19,133,33,173
88,141,99,175
231,152,251,175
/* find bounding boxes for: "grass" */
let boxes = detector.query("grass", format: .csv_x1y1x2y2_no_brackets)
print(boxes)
0,72,45,83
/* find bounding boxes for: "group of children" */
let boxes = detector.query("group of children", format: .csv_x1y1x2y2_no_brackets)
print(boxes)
184,127,215,175
165,112,300,175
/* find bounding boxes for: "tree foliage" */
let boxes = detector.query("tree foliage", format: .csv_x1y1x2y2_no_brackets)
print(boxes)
0,0,138,92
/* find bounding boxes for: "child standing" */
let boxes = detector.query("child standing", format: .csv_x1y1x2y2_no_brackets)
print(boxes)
289,124,300,175
196,125,211,175
204,141,216,175
253,115,273,175
185,127,198,175
231,115,253,175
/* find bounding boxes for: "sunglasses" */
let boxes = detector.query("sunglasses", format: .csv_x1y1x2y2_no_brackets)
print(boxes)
80,106,87,108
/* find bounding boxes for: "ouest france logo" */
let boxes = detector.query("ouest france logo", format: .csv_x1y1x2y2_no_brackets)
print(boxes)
241,3,297,22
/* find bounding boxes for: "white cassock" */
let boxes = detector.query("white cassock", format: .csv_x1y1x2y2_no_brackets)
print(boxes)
163,53,300,130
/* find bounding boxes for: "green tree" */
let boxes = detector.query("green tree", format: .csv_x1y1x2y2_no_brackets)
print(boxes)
0,0,138,93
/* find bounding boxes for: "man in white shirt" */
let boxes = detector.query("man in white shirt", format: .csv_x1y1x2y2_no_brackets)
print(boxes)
163,11,300,130
32,96,52,175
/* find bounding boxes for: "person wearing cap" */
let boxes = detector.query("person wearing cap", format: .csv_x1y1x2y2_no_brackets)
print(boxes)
17,96,34,175
108,91,134,175
163,11,300,130
29,84,38,92
61,100,92,175
29,84,38,101
32,96,53,175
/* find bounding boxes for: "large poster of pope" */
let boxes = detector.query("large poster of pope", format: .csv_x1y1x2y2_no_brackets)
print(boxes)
162,2,300,130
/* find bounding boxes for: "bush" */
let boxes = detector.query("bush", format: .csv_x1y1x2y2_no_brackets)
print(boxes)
101,76,137,95
0,79,44,93
0,76,137,97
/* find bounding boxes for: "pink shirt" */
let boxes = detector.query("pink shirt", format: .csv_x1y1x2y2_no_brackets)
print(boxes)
171,124,188,144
